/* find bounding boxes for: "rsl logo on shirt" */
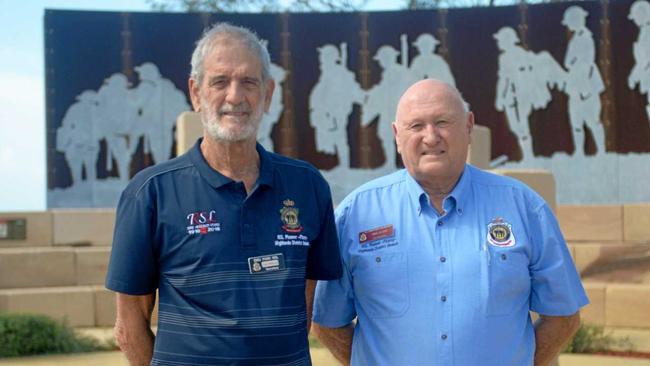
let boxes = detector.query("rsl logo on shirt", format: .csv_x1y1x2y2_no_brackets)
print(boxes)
186,210,221,235
486,217,515,247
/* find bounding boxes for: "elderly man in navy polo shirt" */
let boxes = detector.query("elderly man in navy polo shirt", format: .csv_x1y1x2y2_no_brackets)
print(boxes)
312,79,588,366
105,23,342,366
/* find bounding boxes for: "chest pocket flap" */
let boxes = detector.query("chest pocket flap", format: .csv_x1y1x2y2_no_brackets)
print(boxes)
351,251,409,318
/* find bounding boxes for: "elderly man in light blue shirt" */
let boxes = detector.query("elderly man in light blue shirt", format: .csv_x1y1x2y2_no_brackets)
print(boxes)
312,79,588,366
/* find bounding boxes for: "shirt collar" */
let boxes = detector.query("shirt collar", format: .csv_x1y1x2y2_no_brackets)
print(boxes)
256,143,274,188
404,170,429,216
447,164,471,216
188,138,275,190
405,164,472,217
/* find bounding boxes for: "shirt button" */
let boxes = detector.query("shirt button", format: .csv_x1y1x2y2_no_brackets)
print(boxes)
441,295,447,302
437,221,444,226
501,254,507,260
440,256,446,263
441,334,448,340
375,256,381,263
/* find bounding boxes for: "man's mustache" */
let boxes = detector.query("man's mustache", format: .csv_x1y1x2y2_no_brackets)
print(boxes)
219,104,251,114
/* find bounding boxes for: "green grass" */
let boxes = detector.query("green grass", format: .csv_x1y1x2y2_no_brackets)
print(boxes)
309,335,323,348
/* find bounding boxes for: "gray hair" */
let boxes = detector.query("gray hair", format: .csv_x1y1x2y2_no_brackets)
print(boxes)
190,23,271,85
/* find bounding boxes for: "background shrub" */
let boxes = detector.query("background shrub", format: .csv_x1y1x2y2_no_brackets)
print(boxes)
564,323,633,354
0,313,111,358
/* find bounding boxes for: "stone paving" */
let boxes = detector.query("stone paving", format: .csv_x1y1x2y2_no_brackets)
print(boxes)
1,351,650,366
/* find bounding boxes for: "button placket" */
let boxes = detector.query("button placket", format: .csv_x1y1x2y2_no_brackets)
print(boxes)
240,202,256,249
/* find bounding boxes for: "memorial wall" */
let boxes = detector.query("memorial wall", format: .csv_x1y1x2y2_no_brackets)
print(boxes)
45,0,650,207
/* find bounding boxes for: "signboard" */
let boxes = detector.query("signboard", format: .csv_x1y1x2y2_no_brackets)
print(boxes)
0,219,27,240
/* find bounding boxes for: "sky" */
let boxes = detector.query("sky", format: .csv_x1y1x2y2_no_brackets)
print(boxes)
0,0,405,212
0,0,151,212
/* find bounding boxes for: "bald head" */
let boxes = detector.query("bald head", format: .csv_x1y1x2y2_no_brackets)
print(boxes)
392,78,474,195
396,79,468,123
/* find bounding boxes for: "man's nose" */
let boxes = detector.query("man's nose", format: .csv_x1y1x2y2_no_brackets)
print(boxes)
224,82,245,105
422,123,441,145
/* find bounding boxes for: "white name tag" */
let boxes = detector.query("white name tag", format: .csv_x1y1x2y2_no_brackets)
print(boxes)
248,253,286,274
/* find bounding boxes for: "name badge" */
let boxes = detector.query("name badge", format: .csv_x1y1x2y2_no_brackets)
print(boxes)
248,253,286,274
359,224,395,244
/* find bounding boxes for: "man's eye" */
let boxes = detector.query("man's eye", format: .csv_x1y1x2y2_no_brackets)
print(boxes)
210,79,227,88
243,79,259,88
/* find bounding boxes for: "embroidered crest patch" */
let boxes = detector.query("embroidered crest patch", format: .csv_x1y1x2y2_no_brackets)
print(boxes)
280,199,302,233
487,217,515,247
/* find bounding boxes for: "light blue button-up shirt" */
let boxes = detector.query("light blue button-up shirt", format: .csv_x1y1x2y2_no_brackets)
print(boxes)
313,164,588,366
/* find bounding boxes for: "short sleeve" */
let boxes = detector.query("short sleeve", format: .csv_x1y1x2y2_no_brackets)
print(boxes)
312,202,357,327
105,188,159,295
306,177,343,280
529,203,589,315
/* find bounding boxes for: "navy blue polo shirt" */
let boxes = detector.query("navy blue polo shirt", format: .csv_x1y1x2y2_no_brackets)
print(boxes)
106,139,342,366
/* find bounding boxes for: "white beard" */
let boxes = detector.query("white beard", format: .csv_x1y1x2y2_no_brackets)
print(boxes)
200,94,263,143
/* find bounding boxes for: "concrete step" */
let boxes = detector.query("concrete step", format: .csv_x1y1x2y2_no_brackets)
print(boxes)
492,169,556,212
558,204,650,243
582,282,650,330
0,212,52,247
0,286,115,327
51,209,115,247
567,243,650,284
0,210,115,248
559,354,650,366
0,247,111,289
0,286,160,328
468,125,491,170
176,111,202,155
608,328,650,354
75,247,112,286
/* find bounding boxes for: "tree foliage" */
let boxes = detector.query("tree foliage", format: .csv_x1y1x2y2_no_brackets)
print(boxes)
147,0,567,12
146,0,369,12
405,0,442,9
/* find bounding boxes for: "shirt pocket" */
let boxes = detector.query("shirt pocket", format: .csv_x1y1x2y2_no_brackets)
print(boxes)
351,251,410,318
486,250,531,317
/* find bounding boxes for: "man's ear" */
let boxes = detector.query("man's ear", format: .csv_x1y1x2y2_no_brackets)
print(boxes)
466,111,475,142
263,78,276,113
392,121,401,154
189,78,201,112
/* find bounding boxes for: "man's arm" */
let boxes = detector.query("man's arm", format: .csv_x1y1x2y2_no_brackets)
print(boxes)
312,323,354,366
305,279,316,333
533,311,581,366
114,292,156,366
